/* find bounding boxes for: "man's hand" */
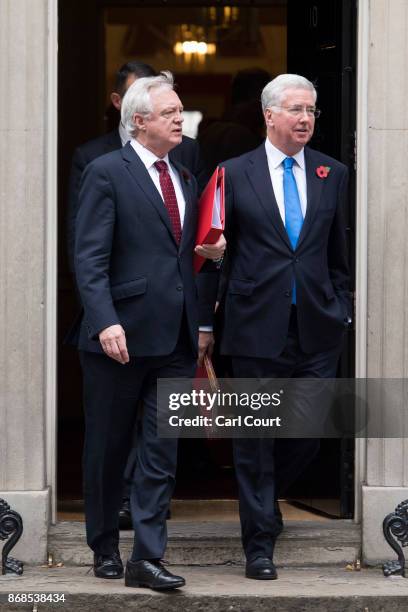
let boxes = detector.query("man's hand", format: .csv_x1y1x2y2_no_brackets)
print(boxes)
195,233,226,260
99,324,129,364
198,331,215,367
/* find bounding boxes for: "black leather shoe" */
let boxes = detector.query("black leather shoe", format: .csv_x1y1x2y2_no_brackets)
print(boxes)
93,552,123,579
125,559,185,591
119,498,133,530
246,557,278,580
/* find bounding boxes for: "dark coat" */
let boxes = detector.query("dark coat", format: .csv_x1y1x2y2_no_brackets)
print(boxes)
73,142,216,357
220,143,351,358
67,130,208,273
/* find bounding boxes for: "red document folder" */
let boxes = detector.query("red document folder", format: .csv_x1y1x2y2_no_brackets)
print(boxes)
195,354,219,393
194,167,225,273
194,354,220,439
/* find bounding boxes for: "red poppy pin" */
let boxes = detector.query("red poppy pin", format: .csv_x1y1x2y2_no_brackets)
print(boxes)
316,165,331,178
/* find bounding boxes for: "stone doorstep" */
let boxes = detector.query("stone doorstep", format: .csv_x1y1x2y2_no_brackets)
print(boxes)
1,566,408,612
48,520,361,567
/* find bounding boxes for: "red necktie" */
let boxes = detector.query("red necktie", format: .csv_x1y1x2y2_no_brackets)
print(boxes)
154,160,182,244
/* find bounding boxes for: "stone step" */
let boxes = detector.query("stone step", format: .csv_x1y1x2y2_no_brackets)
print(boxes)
48,520,360,567
1,565,408,612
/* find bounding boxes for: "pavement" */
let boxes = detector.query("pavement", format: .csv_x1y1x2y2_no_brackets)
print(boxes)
1,564,408,611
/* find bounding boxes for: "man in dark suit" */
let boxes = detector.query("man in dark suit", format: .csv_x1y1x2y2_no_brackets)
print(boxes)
74,72,224,590
220,74,351,580
67,60,209,529
67,60,208,273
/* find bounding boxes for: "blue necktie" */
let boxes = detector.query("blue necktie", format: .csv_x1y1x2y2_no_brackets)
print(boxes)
283,157,303,303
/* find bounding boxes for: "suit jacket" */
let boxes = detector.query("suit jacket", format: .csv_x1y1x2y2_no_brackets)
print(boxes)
220,143,351,359
73,142,215,357
67,129,208,274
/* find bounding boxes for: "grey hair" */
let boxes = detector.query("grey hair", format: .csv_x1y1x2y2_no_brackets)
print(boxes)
121,70,175,137
261,74,317,112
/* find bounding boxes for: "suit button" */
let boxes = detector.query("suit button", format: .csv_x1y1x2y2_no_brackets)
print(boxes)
177,285,183,291
285,291,291,297
294,257,299,263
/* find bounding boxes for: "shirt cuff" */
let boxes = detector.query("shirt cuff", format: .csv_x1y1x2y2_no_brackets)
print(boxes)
199,326,213,332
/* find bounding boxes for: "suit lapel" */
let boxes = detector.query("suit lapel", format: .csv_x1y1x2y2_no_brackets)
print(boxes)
296,147,325,249
122,143,178,247
245,145,292,250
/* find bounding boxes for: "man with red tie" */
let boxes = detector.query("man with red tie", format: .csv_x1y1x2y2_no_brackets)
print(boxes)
66,59,209,530
220,74,351,580
73,72,225,590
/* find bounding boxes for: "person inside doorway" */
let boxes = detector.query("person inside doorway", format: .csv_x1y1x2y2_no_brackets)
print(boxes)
67,60,208,274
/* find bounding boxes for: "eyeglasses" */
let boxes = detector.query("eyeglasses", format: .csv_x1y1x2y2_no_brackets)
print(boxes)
272,106,321,118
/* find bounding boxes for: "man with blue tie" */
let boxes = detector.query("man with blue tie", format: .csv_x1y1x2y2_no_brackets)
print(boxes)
220,74,351,580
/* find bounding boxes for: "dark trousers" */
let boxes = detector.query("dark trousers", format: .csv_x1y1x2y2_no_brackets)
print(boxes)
231,307,343,561
80,322,196,560
123,433,141,502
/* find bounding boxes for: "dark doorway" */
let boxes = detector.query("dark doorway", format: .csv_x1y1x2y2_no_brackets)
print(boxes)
285,0,356,517
57,0,356,518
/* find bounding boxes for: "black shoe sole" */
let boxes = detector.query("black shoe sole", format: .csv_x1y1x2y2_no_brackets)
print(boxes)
245,572,278,580
125,578,185,590
94,570,124,579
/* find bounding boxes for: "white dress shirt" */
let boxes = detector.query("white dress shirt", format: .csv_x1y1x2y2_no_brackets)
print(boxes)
264,138,307,223
130,138,186,227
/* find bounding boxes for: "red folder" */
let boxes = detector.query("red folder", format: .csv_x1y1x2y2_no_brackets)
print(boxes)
194,355,220,439
194,167,225,273
195,354,220,393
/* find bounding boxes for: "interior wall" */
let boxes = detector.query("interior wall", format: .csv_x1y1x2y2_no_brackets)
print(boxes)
103,6,286,125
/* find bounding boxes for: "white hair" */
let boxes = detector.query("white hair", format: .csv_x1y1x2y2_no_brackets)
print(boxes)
121,71,175,137
261,74,317,112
